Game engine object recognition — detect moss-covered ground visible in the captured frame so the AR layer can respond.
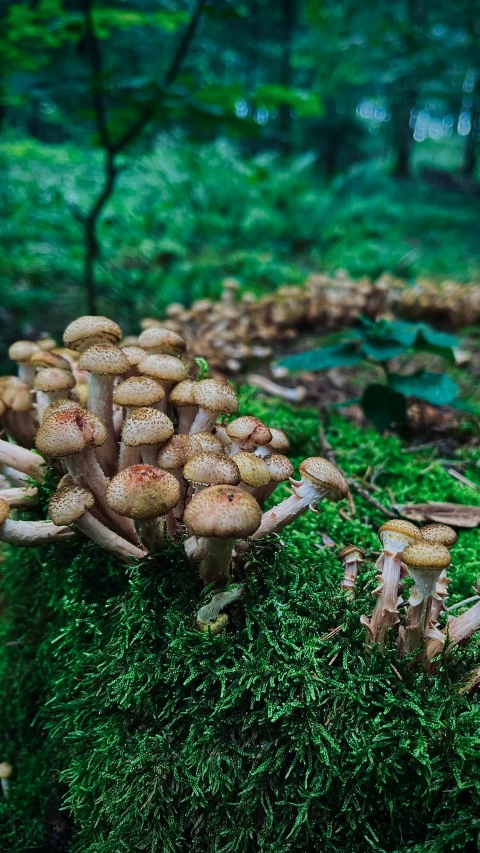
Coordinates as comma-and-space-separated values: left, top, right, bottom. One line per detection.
1, 396, 480, 852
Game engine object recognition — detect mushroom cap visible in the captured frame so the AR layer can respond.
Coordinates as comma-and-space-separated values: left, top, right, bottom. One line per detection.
138, 353, 189, 384
35, 408, 107, 457
184, 485, 262, 538
402, 541, 451, 571
78, 345, 130, 376
379, 519, 422, 547
34, 368, 75, 393
189, 432, 223, 455
31, 350, 71, 370
113, 376, 165, 408
192, 379, 238, 415
63, 316, 122, 352
8, 341, 40, 362
0, 400, 5, 418
0, 762, 13, 779
421, 523, 458, 548
118, 345, 146, 366
36, 337, 57, 351
156, 433, 193, 469
264, 453, 294, 483
226, 416, 272, 448
264, 427, 290, 452
0, 499, 10, 525
138, 327, 187, 355
338, 544, 365, 561
169, 379, 197, 407
232, 451, 271, 488
299, 457, 349, 501
106, 464, 180, 519
2, 380, 33, 412
49, 483, 95, 525
121, 408, 174, 447
42, 399, 83, 421
184, 453, 241, 486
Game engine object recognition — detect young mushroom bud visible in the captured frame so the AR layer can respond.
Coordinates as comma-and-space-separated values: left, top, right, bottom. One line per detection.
255, 427, 290, 458
232, 452, 271, 497
49, 483, 146, 563
339, 545, 365, 598
362, 520, 422, 649
8, 341, 40, 386
226, 416, 272, 454
184, 485, 262, 585
169, 379, 198, 433
78, 345, 131, 473
197, 585, 244, 634
400, 542, 452, 658
63, 316, 122, 353
0, 498, 74, 545
138, 327, 187, 355
189, 379, 238, 434
0, 762, 13, 798
121, 408, 174, 466
250, 457, 348, 540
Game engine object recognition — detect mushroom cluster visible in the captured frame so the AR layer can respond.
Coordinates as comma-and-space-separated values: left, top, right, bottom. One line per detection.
130, 271, 478, 380
0, 315, 349, 600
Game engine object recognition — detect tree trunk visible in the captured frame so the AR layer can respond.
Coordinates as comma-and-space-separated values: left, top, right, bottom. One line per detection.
279, 0, 295, 152
393, 86, 415, 179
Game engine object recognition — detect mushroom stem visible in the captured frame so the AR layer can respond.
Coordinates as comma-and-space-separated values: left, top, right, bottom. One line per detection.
177, 406, 197, 434
189, 409, 218, 434
76, 512, 146, 563
87, 374, 118, 474
18, 363, 36, 388
0, 519, 75, 545
66, 450, 136, 541
0, 487, 38, 507
0, 439, 46, 481
246, 373, 307, 402
118, 443, 141, 470
250, 482, 328, 539
140, 446, 159, 466
364, 553, 403, 648
429, 569, 451, 625
199, 537, 236, 585
401, 572, 440, 657
184, 534, 208, 562
3, 409, 38, 448
426, 599, 480, 662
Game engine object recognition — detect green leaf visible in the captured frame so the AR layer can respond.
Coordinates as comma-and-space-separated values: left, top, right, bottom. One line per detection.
252, 85, 322, 117
385, 319, 421, 346
276, 342, 362, 372
360, 339, 406, 361
388, 371, 459, 406
361, 384, 407, 432
416, 324, 459, 349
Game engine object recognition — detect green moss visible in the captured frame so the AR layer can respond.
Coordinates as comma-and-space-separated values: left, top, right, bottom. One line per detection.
1, 398, 480, 851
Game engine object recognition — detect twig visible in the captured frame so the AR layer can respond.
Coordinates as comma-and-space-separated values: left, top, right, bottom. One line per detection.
446, 468, 480, 491
447, 595, 480, 612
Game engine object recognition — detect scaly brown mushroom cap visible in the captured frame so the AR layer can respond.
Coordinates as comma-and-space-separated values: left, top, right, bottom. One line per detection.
378, 519, 422, 547
2, 380, 33, 412
0, 499, 10, 525
106, 464, 180, 519
49, 483, 95, 525
299, 457, 349, 501
156, 434, 193, 469
232, 451, 271, 488
193, 379, 238, 415
169, 379, 197, 407
121, 408, 174, 447
265, 427, 290, 452
338, 544, 365, 561
35, 408, 107, 457
402, 541, 451, 571
113, 376, 165, 408
31, 350, 71, 371
226, 416, 272, 447
34, 368, 75, 393
63, 316, 122, 352
138, 327, 187, 355
263, 454, 294, 482
184, 453, 241, 486
42, 399, 83, 421
78, 345, 130, 376
138, 353, 189, 384
184, 485, 262, 539
189, 433, 224, 455
421, 523, 458, 548
118, 345, 146, 366
8, 341, 40, 362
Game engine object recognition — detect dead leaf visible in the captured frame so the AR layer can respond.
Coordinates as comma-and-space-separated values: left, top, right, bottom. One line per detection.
400, 502, 480, 528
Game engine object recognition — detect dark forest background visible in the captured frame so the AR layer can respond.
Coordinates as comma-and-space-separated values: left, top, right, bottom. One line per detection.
1, 0, 480, 357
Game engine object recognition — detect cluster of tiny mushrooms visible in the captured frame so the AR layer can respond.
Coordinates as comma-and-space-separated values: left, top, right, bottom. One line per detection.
0, 315, 479, 668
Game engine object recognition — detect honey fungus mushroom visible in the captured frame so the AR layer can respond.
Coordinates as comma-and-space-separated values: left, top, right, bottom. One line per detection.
63, 316, 122, 353
400, 541, 451, 658
184, 485, 262, 584
189, 379, 238, 434
250, 456, 348, 540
